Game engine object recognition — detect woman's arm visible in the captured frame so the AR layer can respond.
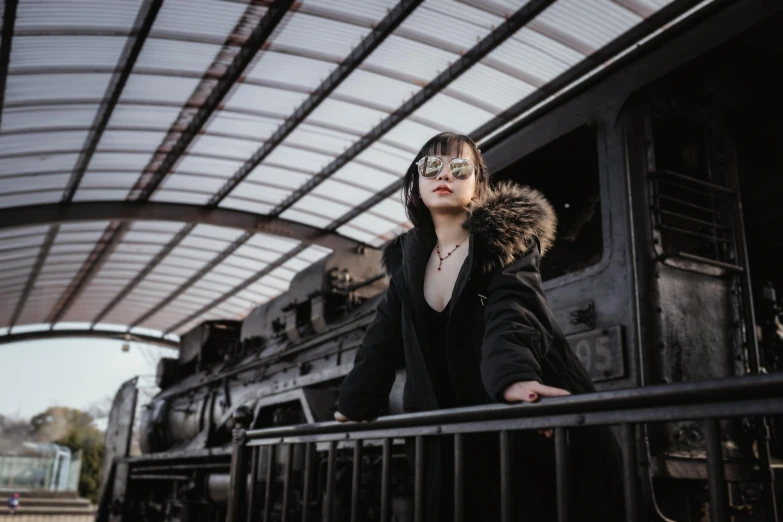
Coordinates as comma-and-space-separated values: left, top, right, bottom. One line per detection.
480, 239, 564, 402
336, 280, 404, 421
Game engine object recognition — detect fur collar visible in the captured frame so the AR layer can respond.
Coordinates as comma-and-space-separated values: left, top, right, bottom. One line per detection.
381, 181, 557, 275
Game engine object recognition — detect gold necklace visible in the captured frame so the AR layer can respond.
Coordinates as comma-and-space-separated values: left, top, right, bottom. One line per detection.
435, 235, 469, 271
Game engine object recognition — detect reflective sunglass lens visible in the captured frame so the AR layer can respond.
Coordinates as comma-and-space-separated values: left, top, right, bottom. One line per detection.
449, 159, 474, 179
418, 156, 443, 178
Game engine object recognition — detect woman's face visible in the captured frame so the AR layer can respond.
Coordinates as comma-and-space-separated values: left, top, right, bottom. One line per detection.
418, 145, 477, 212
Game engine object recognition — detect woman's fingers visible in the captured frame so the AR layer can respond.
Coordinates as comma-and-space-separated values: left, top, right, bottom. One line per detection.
503, 381, 571, 403
334, 411, 349, 422
522, 381, 571, 397
503, 382, 540, 402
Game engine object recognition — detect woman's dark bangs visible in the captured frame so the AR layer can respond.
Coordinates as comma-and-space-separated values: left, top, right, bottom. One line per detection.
424, 133, 470, 158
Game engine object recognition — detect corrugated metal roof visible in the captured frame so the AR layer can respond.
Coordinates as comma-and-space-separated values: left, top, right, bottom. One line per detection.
0, 0, 700, 344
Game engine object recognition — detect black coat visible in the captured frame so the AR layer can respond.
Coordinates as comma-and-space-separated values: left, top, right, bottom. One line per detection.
338, 182, 624, 521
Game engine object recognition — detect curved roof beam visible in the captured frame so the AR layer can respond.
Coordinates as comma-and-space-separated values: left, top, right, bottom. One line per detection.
0, 328, 178, 349
0, 201, 360, 251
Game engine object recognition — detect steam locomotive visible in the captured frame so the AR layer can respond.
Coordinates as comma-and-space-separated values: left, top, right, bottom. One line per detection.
98, 2, 783, 521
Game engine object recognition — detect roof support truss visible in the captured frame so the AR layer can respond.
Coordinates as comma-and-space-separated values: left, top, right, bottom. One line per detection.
0, 201, 359, 251
61, 0, 162, 203
208, 0, 426, 206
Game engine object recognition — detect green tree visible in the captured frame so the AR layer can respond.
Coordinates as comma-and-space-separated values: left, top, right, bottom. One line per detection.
30, 407, 105, 503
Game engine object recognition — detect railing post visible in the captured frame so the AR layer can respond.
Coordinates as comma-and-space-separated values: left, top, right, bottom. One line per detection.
704, 418, 728, 522
350, 440, 363, 522
227, 406, 253, 522
620, 424, 639, 522
499, 430, 511, 522
554, 427, 569, 522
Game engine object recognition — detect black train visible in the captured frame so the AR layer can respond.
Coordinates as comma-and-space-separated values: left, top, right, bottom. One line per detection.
98, 2, 783, 521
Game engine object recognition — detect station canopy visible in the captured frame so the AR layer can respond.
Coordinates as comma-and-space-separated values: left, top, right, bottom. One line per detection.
0, 0, 707, 348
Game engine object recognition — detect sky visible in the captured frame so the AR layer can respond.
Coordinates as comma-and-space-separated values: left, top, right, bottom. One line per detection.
0, 337, 177, 423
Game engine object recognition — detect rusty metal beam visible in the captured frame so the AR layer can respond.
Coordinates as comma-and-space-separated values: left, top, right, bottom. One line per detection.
0, 328, 178, 350
163, 244, 307, 334
134, 0, 295, 200
62, 0, 163, 202
269, 0, 558, 217
0, 0, 18, 130
0, 201, 360, 251
208, 0, 425, 206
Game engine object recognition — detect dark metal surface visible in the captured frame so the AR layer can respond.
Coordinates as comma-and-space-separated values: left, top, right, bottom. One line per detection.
703, 419, 728, 522
350, 440, 362, 522
454, 433, 463, 522
620, 424, 639, 521
209, 0, 425, 206
499, 430, 511, 522
324, 441, 337, 522
61, 0, 162, 203
263, 445, 276, 522
380, 438, 391, 522
414, 435, 423, 522
554, 427, 569, 522
271, 0, 559, 217
302, 443, 313, 522
281, 444, 294, 522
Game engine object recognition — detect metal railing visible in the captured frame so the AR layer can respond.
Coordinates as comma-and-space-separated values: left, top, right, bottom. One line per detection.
226, 373, 783, 522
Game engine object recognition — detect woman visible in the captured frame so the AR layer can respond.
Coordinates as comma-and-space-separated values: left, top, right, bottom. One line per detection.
336, 132, 624, 521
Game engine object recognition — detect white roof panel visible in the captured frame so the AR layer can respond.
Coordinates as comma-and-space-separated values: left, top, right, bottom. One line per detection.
15, 0, 142, 31
246, 51, 337, 90
10, 36, 126, 69
136, 38, 223, 74
1, 105, 99, 133
0, 130, 88, 156
5, 74, 112, 104
119, 75, 200, 105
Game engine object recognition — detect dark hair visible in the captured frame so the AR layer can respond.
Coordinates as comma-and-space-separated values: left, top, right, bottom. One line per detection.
402, 132, 490, 229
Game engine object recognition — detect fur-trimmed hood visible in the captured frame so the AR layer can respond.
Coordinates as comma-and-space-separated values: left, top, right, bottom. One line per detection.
381, 181, 557, 276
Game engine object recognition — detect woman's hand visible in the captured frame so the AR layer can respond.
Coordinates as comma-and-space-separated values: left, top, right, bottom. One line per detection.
334, 411, 372, 423
503, 380, 571, 438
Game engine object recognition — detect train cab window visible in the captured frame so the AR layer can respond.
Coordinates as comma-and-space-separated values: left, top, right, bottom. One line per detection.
646, 106, 736, 265
492, 125, 603, 282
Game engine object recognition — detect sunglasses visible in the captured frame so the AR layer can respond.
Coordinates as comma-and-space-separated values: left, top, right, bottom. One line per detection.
416, 156, 476, 180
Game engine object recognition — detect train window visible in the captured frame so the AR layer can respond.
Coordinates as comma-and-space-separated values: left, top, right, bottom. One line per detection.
646, 106, 737, 266
492, 125, 603, 281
